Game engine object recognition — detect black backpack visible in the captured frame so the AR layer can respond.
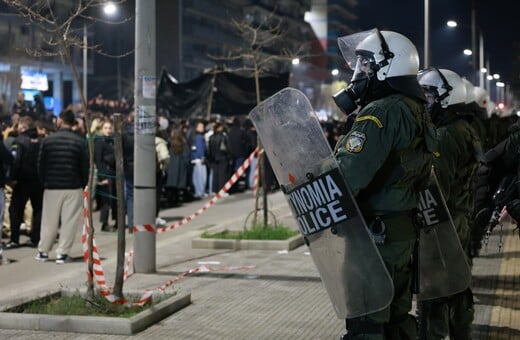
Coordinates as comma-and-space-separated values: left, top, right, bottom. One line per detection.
6, 135, 40, 181
5, 142, 22, 182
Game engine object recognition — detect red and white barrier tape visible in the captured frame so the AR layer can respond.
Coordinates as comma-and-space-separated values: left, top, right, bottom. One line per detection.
82, 189, 128, 303
123, 249, 134, 281
82, 188, 254, 306
133, 148, 259, 234
131, 263, 254, 306
252, 149, 263, 201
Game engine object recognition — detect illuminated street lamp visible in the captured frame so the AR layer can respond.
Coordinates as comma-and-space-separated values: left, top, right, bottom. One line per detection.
446, 18, 485, 87
463, 49, 472, 56
331, 69, 339, 76
480, 67, 487, 73
83, 2, 118, 103
292, 58, 300, 65
493, 73, 500, 80
103, 2, 117, 16
447, 20, 457, 27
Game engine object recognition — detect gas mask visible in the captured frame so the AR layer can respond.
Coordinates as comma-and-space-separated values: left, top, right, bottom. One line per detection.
333, 53, 375, 115
422, 88, 437, 112
421, 86, 443, 123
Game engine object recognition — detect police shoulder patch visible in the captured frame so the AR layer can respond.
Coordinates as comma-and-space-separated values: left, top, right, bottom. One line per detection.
345, 131, 366, 153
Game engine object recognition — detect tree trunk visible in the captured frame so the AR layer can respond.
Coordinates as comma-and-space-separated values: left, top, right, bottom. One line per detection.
253, 66, 268, 228
112, 114, 126, 299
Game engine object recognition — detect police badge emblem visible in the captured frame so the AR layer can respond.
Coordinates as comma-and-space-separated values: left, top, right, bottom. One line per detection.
345, 131, 366, 153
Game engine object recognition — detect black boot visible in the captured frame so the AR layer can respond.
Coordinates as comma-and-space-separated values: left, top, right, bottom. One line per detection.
101, 223, 114, 232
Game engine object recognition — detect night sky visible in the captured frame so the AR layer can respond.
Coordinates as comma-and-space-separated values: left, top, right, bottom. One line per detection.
357, 0, 520, 88
90, 0, 520, 102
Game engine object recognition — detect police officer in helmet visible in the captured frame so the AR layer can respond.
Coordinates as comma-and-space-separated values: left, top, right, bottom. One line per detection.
418, 68, 483, 340
334, 29, 436, 339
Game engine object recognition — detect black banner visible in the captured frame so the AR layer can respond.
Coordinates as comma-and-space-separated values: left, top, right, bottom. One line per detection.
157, 68, 289, 118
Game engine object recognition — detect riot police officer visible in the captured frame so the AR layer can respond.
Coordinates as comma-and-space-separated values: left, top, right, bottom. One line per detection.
333, 29, 436, 339
418, 68, 484, 339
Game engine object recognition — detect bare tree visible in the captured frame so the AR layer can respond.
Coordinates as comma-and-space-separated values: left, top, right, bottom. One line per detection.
1, 0, 131, 302
210, 8, 316, 228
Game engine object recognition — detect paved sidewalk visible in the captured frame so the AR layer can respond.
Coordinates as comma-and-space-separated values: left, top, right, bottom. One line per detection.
0, 190, 519, 339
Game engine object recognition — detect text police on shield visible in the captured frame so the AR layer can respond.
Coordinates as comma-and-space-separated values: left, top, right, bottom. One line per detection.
287, 169, 351, 236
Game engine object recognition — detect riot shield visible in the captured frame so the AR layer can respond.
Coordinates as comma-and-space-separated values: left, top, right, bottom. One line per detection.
416, 169, 472, 301
249, 88, 393, 319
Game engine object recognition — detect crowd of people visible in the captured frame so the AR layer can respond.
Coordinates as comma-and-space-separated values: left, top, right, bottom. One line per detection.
0, 95, 287, 263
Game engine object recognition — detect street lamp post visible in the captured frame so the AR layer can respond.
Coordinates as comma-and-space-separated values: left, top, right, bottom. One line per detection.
471, 3, 477, 84
486, 59, 491, 91
134, 0, 157, 273
83, 23, 87, 105
424, 0, 430, 68
479, 32, 484, 88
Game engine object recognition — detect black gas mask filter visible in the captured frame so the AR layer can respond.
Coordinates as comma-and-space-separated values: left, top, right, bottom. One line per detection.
332, 80, 367, 115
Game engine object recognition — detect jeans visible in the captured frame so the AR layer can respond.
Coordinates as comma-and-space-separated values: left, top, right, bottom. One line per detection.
248, 156, 258, 189
192, 160, 207, 197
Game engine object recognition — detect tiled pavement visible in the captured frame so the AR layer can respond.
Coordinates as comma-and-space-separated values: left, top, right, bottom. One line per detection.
0, 190, 519, 339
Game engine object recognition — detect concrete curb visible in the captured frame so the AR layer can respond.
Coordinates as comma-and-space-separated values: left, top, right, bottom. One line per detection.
191, 234, 304, 251
0, 291, 191, 335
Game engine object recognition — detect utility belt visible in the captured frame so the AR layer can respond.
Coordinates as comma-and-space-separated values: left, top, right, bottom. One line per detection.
365, 211, 418, 245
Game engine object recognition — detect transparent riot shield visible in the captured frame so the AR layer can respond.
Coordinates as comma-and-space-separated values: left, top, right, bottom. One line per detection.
416, 169, 472, 301
249, 88, 393, 319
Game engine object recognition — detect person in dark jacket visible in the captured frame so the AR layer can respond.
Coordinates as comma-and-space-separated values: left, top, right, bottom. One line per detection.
35, 109, 89, 264
227, 117, 249, 171
32, 94, 47, 122
94, 119, 117, 232
5, 116, 43, 248
165, 128, 190, 206
227, 117, 250, 193
12, 91, 29, 117
207, 121, 230, 196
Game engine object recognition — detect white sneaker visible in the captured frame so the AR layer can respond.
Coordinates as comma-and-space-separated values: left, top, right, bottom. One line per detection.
219, 192, 229, 197
155, 217, 167, 226
35, 252, 49, 262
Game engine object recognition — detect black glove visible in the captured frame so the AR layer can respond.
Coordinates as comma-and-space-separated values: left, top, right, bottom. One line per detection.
506, 199, 520, 222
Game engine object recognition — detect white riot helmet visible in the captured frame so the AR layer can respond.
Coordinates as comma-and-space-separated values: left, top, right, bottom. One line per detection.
353, 30, 420, 81
462, 78, 476, 104
417, 68, 467, 109
473, 86, 490, 109
333, 28, 424, 115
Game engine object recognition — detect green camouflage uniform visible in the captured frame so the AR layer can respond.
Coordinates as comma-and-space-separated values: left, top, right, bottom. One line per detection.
335, 94, 435, 340
426, 108, 483, 340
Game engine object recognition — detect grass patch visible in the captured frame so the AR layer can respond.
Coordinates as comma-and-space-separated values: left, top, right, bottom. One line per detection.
5, 292, 174, 318
201, 223, 298, 240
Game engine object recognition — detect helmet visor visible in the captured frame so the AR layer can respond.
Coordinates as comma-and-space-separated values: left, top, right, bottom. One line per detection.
351, 52, 376, 83
337, 29, 379, 80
